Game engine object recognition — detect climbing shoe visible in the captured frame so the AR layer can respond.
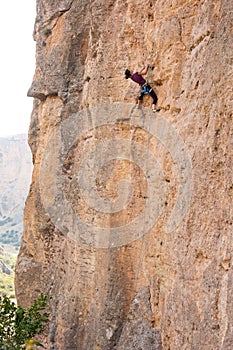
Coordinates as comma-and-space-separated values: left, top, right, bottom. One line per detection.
152, 108, 160, 113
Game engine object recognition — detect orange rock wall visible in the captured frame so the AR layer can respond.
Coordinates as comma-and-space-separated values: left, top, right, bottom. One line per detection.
16, 1, 233, 349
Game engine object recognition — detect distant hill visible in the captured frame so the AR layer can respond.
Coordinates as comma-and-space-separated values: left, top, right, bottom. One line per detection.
0, 134, 32, 252
0, 247, 16, 298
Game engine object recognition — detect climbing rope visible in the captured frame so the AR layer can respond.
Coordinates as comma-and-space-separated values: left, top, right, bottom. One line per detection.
131, 28, 158, 298
130, 106, 152, 297
146, 29, 157, 84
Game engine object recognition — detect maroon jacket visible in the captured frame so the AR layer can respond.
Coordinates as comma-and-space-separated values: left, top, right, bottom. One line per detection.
130, 72, 146, 86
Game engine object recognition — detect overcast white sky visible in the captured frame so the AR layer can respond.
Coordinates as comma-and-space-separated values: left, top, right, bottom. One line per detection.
0, 1, 36, 137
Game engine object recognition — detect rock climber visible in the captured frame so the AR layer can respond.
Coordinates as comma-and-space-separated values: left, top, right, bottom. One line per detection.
125, 65, 160, 112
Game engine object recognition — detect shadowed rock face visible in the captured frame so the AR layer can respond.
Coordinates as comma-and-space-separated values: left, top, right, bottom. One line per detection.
15, 1, 233, 349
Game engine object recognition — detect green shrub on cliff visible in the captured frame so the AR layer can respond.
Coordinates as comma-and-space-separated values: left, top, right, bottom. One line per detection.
0, 293, 50, 349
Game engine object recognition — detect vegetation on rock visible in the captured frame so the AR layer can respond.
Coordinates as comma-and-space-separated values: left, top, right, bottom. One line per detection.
0, 293, 50, 349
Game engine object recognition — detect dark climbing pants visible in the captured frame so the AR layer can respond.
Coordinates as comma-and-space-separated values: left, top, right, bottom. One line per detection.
139, 84, 158, 105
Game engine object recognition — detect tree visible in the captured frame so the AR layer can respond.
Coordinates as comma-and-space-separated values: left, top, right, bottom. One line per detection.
0, 293, 50, 349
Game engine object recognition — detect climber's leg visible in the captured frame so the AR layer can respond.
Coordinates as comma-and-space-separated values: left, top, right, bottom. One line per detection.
149, 89, 160, 112
137, 90, 144, 107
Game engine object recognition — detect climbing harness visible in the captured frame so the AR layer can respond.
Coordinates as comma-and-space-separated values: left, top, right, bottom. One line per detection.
140, 82, 153, 95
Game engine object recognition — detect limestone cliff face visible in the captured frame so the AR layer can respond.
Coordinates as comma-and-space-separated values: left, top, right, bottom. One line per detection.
15, 1, 233, 349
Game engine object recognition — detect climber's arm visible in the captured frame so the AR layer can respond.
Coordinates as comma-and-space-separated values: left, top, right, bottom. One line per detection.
139, 64, 149, 75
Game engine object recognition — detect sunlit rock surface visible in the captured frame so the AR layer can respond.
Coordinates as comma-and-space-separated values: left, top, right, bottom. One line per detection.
16, 1, 233, 349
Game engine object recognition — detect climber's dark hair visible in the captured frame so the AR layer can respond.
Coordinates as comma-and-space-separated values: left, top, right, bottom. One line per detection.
125, 69, 131, 79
